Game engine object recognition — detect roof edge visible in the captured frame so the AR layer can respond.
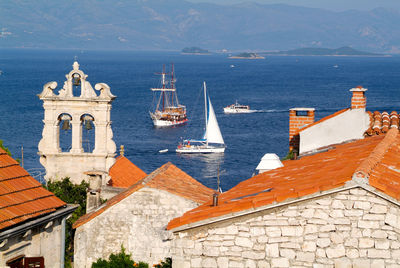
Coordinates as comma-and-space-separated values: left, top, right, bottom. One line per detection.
168, 184, 358, 232
353, 128, 399, 179
170, 180, 400, 233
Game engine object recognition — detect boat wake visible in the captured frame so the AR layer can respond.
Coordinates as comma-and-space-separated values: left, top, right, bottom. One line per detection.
253, 109, 287, 113
253, 107, 348, 114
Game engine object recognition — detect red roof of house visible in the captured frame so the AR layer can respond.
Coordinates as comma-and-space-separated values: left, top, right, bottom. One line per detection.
0, 148, 66, 230
73, 162, 214, 229
108, 156, 147, 188
167, 128, 400, 230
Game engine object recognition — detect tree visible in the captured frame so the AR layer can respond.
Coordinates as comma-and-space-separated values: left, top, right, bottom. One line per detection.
46, 178, 89, 267
0, 139, 12, 156
91, 246, 148, 268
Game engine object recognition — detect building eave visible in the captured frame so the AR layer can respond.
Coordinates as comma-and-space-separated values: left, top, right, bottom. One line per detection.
170, 181, 400, 233
0, 204, 78, 241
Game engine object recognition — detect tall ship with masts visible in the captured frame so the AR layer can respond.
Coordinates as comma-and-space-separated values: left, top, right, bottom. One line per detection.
150, 64, 188, 127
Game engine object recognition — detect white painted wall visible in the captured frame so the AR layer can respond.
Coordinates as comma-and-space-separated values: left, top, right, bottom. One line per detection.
299, 109, 370, 154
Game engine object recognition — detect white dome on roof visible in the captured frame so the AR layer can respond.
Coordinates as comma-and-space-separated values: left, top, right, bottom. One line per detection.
256, 153, 283, 173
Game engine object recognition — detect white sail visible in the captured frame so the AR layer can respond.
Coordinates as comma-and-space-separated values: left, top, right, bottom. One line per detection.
203, 82, 225, 145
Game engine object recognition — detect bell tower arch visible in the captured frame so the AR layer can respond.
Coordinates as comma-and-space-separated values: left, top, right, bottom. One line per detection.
38, 61, 117, 184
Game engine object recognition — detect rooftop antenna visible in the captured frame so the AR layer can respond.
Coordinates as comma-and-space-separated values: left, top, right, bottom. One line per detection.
21, 146, 24, 168
74, 55, 78, 62
217, 163, 222, 193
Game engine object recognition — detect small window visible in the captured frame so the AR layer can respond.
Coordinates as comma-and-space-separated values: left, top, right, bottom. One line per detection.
25, 257, 44, 268
6, 256, 44, 268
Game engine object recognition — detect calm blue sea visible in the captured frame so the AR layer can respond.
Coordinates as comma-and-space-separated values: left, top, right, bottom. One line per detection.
0, 49, 399, 191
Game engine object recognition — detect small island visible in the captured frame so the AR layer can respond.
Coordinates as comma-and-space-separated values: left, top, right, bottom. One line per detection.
229, 52, 265, 59
181, 47, 210, 55
264, 46, 384, 57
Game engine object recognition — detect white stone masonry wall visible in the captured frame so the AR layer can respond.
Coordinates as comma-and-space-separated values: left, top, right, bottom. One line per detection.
74, 187, 199, 267
172, 188, 400, 268
0, 218, 63, 267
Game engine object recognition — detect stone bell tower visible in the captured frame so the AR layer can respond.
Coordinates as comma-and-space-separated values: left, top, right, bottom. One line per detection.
38, 61, 117, 184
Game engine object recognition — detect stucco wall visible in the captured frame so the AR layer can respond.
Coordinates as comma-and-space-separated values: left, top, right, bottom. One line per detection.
300, 109, 370, 155
74, 186, 200, 267
0, 218, 63, 267
172, 188, 400, 267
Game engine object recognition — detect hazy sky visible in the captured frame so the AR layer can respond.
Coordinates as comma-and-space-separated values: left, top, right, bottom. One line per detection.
187, 0, 400, 11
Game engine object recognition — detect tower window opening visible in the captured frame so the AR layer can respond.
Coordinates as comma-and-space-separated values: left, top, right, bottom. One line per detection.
58, 113, 72, 152
72, 73, 81, 97
81, 114, 95, 153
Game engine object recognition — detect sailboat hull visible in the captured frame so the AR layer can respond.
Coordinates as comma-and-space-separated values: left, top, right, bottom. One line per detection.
176, 146, 225, 153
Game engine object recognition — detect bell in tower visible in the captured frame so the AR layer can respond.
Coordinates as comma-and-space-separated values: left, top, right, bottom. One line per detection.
60, 114, 72, 131
73, 73, 81, 86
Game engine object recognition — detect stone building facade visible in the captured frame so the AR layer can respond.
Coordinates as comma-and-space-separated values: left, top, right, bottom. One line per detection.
168, 126, 400, 267
172, 188, 400, 267
38, 61, 117, 184
73, 163, 214, 267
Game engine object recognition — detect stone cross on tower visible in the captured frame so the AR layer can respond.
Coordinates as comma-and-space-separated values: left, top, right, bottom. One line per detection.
38, 61, 117, 184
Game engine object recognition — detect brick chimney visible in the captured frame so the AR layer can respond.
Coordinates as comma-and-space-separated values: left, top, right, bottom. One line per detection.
350, 86, 367, 109
289, 108, 315, 153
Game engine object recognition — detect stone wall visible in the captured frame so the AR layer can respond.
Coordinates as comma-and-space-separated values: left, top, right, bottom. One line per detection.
74, 187, 200, 267
0, 218, 63, 267
172, 188, 400, 267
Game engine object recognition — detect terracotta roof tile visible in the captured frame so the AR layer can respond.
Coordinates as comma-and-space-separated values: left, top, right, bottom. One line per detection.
0, 148, 66, 230
146, 163, 215, 204
108, 156, 147, 188
73, 162, 214, 229
167, 132, 393, 231
365, 111, 399, 136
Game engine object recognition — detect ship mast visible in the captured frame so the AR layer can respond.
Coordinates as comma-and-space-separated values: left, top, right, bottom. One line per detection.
171, 64, 175, 107
204, 81, 208, 146
162, 64, 165, 111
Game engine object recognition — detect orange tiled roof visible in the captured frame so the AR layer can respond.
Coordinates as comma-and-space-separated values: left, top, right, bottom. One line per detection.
0, 148, 66, 230
168, 129, 400, 230
108, 156, 147, 188
73, 162, 214, 229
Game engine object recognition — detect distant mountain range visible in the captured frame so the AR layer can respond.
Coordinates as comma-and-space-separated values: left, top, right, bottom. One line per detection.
264, 46, 383, 56
1, 0, 400, 53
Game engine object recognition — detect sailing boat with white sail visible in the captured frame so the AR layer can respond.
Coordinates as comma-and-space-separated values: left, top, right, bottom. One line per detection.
150, 64, 188, 127
176, 82, 225, 153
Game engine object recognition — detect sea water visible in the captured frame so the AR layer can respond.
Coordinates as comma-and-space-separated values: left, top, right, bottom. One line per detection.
0, 49, 399, 191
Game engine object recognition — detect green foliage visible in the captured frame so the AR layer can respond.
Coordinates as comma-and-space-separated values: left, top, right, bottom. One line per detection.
154, 258, 172, 268
46, 177, 89, 267
282, 150, 295, 160
0, 140, 12, 156
91, 245, 148, 268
